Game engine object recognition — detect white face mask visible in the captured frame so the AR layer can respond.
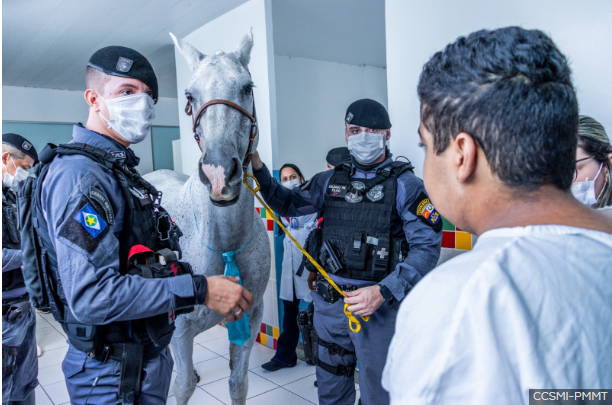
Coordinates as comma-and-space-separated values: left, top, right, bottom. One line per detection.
3, 155, 29, 189
571, 162, 605, 207
97, 92, 155, 144
282, 178, 301, 189
347, 131, 386, 164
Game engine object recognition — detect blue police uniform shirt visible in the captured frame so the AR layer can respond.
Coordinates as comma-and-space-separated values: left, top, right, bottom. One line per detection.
40, 124, 195, 326
253, 154, 442, 302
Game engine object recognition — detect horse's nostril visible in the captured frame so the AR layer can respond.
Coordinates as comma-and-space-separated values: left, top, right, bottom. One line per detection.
228, 158, 240, 180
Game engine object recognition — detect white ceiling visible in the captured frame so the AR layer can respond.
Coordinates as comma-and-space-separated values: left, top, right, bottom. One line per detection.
2, 0, 386, 98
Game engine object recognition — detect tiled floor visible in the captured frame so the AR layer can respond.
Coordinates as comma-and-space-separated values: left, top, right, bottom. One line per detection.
35, 312, 360, 404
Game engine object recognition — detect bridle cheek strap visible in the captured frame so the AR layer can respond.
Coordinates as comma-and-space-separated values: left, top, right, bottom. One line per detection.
185, 98, 258, 174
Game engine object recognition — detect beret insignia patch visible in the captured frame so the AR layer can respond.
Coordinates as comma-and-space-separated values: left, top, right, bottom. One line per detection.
346, 112, 354, 123
116, 56, 133, 73
22, 141, 32, 150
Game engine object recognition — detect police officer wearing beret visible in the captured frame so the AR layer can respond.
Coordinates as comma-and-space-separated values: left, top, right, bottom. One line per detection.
2, 134, 38, 405
326, 147, 351, 170
20, 46, 253, 404
251, 99, 442, 405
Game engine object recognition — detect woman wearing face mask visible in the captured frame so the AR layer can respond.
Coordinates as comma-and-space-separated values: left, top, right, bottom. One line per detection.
572, 115, 612, 212
261, 163, 318, 372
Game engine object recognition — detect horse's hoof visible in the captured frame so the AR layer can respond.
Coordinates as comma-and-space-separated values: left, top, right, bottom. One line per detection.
193, 368, 201, 383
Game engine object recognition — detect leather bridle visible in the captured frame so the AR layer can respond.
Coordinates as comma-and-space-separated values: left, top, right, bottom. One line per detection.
185, 97, 258, 174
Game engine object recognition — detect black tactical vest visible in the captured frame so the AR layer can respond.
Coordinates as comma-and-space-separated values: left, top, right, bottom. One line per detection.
2, 187, 27, 303
19, 143, 186, 359
321, 161, 413, 282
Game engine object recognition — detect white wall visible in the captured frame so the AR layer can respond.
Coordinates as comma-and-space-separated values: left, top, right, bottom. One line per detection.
274, 55, 388, 178
2, 85, 179, 126
174, 0, 277, 175
2, 85, 180, 174
386, 0, 612, 178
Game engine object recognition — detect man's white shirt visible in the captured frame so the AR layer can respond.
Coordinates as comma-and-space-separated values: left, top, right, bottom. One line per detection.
383, 225, 612, 405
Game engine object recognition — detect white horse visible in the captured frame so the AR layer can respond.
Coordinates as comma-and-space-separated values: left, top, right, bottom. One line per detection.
144, 30, 271, 405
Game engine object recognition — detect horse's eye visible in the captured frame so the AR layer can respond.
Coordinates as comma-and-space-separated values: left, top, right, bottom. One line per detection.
185, 93, 193, 102
244, 86, 253, 95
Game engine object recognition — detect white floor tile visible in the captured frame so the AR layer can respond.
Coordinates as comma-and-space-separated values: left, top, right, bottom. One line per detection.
200, 336, 231, 356
251, 360, 316, 386
202, 371, 279, 404
194, 356, 232, 386
166, 386, 224, 405
38, 362, 65, 387
246, 387, 313, 405
44, 380, 71, 404
36, 326, 68, 351
193, 343, 221, 364
221, 342, 276, 370
34, 386, 53, 405
36, 316, 51, 330
194, 325, 228, 344
37, 346, 68, 368
283, 374, 319, 403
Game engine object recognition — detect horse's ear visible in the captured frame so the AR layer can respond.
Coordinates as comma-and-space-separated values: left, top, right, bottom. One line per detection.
170, 32, 205, 71
234, 28, 253, 66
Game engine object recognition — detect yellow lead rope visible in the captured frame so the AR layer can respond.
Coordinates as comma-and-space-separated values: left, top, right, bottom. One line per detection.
244, 173, 369, 333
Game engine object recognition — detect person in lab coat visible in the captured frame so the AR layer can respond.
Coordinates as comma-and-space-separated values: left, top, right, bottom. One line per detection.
262, 163, 318, 371
382, 26, 612, 405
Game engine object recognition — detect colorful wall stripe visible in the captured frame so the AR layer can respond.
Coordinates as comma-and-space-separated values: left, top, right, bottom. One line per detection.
256, 322, 280, 350
441, 215, 474, 250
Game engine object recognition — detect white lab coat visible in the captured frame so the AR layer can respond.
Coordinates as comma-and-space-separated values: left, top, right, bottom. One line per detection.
383, 225, 612, 405
279, 213, 318, 302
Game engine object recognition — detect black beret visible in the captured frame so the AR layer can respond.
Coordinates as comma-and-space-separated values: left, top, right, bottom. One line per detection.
345, 99, 391, 130
88, 46, 158, 102
326, 147, 351, 167
2, 133, 38, 163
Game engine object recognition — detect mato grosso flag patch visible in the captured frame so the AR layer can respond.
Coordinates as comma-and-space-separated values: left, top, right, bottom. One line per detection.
74, 204, 107, 238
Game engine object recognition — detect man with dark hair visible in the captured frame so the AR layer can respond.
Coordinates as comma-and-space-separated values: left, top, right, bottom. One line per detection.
2, 133, 38, 405
251, 98, 442, 405
383, 27, 612, 404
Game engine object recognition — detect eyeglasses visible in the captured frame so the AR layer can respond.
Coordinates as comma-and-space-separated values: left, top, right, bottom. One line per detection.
574, 156, 595, 181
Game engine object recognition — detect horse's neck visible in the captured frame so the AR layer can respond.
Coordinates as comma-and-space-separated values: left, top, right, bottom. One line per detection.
186, 175, 255, 253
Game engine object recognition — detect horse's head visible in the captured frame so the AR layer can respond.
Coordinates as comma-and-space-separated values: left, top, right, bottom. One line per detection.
171, 30, 258, 206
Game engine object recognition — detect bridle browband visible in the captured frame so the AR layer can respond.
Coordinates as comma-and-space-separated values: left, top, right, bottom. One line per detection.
185, 97, 258, 174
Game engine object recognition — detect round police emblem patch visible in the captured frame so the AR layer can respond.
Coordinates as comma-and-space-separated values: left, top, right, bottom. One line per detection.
345, 181, 365, 203
366, 185, 385, 202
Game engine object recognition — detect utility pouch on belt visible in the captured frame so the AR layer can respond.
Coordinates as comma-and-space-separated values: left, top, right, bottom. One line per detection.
297, 303, 315, 365
64, 309, 101, 357
316, 279, 340, 304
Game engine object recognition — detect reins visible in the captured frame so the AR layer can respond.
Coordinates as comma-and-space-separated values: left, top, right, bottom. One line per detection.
185, 95, 368, 333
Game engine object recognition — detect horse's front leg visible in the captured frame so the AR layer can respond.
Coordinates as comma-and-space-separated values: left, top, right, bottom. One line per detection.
228, 301, 264, 405
171, 314, 199, 405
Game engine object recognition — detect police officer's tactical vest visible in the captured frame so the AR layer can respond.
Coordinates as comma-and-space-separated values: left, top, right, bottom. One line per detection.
2, 187, 28, 304
321, 161, 413, 282
18, 143, 188, 360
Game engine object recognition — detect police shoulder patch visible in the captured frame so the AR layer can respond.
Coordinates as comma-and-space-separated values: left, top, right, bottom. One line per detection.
408, 192, 443, 232
58, 197, 111, 254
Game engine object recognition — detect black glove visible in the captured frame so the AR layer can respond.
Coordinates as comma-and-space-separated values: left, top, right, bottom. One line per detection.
193, 274, 208, 305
